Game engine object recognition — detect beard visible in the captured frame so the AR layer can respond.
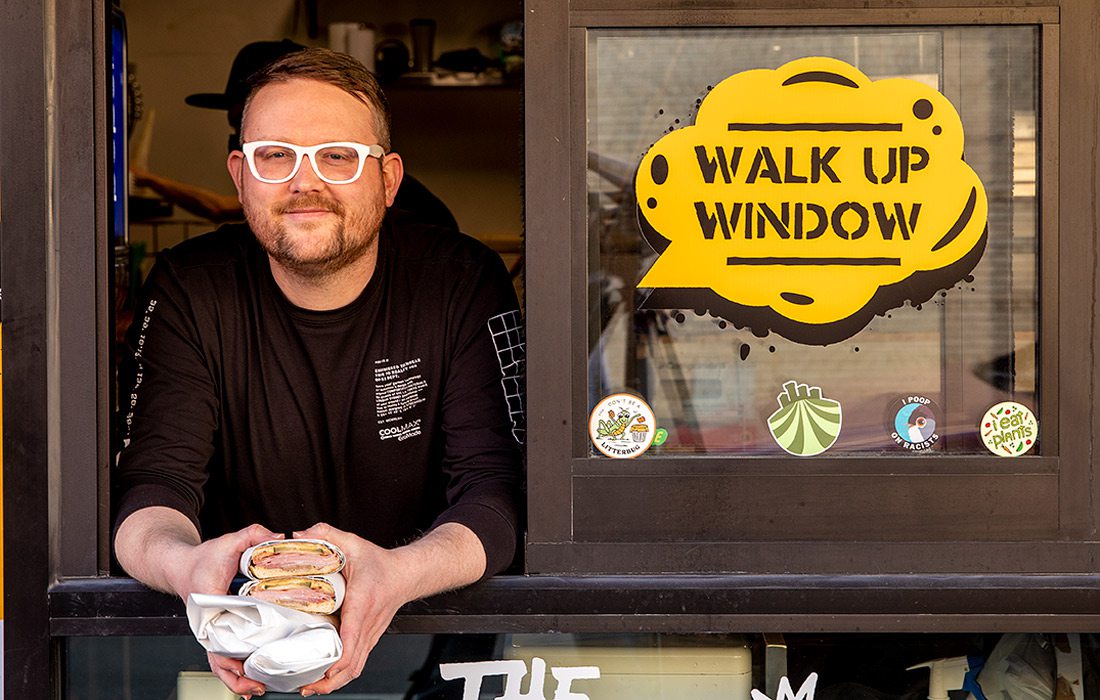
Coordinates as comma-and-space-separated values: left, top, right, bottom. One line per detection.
246, 192, 385, 279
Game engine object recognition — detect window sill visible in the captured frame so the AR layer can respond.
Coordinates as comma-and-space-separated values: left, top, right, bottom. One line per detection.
49, 573, 1100, 636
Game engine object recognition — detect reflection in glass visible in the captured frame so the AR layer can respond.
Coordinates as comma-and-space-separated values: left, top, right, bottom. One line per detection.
65, 632, 1100, 699
586, 27, 1039, 456
63, 634, 499, 699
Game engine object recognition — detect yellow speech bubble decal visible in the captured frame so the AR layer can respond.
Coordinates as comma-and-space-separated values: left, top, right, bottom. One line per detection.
636, 57, 988, 345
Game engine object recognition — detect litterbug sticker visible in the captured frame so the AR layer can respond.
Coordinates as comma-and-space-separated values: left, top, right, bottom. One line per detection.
635, 56, 988, 346
884, 394, 941, 451
980, 401, 1037, 457
589, 393, 656, 458
767, 381, 842, 456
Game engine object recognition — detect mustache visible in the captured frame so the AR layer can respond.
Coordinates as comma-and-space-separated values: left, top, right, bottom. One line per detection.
273, 195, 345, 216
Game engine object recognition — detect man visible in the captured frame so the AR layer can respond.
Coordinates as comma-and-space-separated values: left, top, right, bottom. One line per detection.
113, 48, 524, 697
132, 39, 458, 230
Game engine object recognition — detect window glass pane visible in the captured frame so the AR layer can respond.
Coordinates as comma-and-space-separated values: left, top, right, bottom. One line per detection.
63, 632, 1100, 699
63, 634, 502, 698
503, 632, 1089, 700
587, 27, 1039, 456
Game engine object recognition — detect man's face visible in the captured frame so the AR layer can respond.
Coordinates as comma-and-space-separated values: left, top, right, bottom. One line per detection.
228, 79, 402, 279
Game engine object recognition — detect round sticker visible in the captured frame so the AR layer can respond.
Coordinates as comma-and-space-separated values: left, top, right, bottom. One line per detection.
980, 401, 1037, 457
589, 393, 656, 458
884, 395, 941, 451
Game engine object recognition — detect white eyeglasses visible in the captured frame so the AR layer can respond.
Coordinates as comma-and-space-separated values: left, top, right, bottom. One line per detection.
241, 141, 385, 184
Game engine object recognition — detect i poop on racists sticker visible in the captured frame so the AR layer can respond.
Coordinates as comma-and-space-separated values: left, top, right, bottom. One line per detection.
589, 393, 656, 458
980, 401, 1037, 457
885, 394, 941, 451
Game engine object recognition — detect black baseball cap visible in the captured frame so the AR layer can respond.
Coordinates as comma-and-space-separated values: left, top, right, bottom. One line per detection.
185, 39, 307, 111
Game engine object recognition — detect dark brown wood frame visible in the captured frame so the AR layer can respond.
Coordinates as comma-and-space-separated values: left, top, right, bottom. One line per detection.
525, 0, 1100, 574
0, 1, 1096, 697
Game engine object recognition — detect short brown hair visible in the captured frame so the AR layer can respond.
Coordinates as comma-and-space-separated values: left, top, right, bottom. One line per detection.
242, 47, 392, 150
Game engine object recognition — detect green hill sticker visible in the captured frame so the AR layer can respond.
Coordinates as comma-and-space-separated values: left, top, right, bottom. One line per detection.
768, 381, 842, 456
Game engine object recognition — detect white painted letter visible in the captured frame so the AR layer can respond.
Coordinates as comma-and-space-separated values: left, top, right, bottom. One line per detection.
439, 660, 532, 700
550, 665, 601, 700
497, 656, 548, 699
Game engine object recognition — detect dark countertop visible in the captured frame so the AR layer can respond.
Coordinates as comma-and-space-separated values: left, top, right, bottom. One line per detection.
50, 573, 1100, 636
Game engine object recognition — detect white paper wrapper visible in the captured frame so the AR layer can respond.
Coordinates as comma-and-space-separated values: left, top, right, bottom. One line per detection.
238, 572, 347, 613
244, 627, 343, 691
187, 593, 342, 693
239, 538, 346, 579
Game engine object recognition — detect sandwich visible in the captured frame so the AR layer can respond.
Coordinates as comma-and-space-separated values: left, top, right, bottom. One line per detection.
239, 573, 346, 615
240, 539, 346, 579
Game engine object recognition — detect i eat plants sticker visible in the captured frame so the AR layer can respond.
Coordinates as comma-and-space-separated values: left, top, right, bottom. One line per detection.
980, 401, 1037, 457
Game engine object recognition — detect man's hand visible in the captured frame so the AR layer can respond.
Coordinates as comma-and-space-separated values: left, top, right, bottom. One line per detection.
294, 522, 486, 696
116, 507, 282, 598
207, 650, 265, 699
115, 507, 282, 698
167, 522, 283, 600
174, 523, 284, 698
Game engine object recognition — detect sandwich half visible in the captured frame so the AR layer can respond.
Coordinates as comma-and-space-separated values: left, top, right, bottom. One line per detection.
239, 573, 346, 614
240, 539, 346, 579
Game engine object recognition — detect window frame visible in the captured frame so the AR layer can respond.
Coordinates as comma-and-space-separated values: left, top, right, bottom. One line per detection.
8, 2, 1090, 583
524, 0, 1093, 575
0, 0, 1097, 697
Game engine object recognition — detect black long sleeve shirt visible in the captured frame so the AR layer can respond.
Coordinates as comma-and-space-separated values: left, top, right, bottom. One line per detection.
114, 216, 525, 576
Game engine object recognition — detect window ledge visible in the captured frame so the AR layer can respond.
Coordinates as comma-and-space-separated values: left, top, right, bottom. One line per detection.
49, 573, 1100, 636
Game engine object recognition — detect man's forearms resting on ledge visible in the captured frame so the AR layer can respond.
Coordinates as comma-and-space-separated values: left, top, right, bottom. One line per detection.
115, 506, 488, 696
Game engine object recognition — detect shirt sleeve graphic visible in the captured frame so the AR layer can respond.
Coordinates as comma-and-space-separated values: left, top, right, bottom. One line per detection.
487, 310, 526, 445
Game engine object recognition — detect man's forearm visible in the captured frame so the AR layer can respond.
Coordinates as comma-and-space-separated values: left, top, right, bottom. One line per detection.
114, 506, 201, 596
390, 522, 487, 602
118, 511, 281, 607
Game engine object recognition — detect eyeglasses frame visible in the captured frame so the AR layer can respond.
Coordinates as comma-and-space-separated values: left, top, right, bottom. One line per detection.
240, 140, 386, 185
